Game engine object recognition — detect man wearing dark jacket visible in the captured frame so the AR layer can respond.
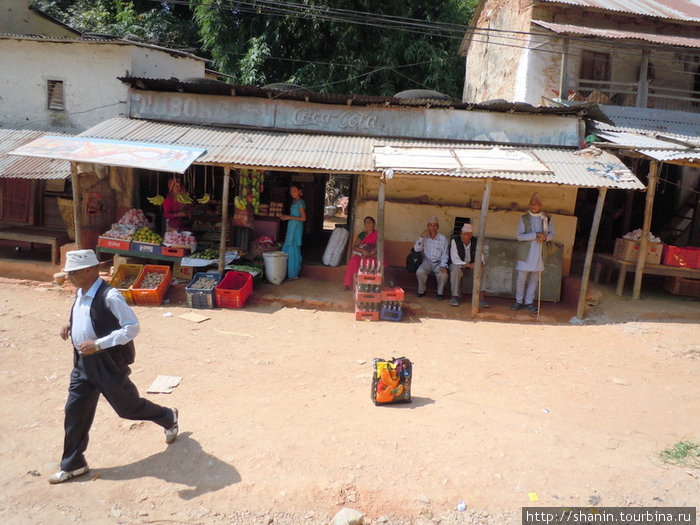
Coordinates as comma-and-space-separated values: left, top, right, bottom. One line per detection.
448, 223, 489, 308
49, 249, 178, 484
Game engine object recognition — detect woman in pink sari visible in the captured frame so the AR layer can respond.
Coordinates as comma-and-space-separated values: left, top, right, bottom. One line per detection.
343, 216, 378, 290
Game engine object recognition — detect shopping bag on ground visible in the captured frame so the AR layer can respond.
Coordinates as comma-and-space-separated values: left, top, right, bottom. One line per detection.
371, 357, 412, 405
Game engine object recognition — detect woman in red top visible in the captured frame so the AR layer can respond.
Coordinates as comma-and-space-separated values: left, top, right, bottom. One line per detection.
163, 178, 191, 232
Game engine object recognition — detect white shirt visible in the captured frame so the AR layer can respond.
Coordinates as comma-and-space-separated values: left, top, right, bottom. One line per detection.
70, 278, 140, 350
414, 233, 448, 268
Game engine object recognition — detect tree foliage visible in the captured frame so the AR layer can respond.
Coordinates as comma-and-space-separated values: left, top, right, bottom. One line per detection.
30, 0, 477, 99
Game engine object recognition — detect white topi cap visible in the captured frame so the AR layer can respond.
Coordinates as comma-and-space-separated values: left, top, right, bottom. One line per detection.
427, 215, 439, 225
461, 223, 473, 233
63, 249, 99, 272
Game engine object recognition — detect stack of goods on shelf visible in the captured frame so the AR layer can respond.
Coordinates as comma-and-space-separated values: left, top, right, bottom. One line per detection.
354, 259, 382, 321
613, 229, 663, 264
99, 209, 152, 250
267, 201, 284, 217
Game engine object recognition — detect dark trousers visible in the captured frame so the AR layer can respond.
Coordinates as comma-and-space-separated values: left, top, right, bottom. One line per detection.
60, 352, 173, 471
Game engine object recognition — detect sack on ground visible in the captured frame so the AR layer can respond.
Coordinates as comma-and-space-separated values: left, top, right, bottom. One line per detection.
371, 357, 412, 405
406, 249, 422, 273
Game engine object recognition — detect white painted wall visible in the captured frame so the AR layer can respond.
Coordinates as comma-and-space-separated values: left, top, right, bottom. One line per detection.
0, 38, 205, 131
0, 0, 77, 37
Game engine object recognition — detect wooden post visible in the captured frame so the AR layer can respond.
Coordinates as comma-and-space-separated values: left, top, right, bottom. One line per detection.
70, 162, 82, 248
471, 178, 492, 316
576, 187, 607, 319
218, 166, 231, 272
377, 170, 387, 269
633, 160, 659, 299
636, 49, 650, 108
558, 37, 570, 101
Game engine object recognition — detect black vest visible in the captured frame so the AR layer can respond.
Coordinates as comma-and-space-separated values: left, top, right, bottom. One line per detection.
71, 280, 135, 367
449, 236, 478, 265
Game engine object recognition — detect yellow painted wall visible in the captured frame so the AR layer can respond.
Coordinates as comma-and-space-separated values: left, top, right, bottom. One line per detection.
353, 174, 578, 276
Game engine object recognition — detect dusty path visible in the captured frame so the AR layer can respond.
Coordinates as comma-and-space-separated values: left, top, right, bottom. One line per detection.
0, 280, 698, 524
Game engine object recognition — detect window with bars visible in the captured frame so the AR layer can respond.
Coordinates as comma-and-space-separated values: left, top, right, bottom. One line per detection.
47, 80, 65, 110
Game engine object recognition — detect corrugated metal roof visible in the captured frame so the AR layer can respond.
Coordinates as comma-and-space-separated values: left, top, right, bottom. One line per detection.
537, 0, 700, 22
72, 118, 642, 189
533, 20, 700, 48
593, 130, 700, 162
374, 144, 644, 189
0, 128, 72, 179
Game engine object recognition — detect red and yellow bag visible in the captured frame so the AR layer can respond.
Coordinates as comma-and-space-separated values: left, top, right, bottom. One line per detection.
371, 357, 412, 405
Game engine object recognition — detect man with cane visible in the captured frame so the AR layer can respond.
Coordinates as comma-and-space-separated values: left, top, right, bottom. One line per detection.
511, 193, 554, 315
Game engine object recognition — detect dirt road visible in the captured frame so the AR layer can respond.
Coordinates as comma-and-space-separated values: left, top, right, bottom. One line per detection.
0, 279, 698, 524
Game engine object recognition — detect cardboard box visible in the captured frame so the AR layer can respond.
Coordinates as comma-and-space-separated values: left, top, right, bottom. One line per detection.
173, 261, 194, 281
613, 238, 663, 264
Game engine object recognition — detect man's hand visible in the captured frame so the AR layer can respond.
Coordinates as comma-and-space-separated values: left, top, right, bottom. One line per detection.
439, 267, 448, 274
60, 325, 70, 341
77, 340, 100, 355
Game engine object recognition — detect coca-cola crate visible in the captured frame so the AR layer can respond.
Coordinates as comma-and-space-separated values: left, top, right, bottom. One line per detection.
355, 290, 381, 303
357, 271, 382, 285
162, 246, 190, 257
380, 286, 404, 302
355, 305, 380, 321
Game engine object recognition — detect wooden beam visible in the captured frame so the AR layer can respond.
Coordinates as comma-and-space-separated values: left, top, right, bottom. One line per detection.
377, 171, 387, 269
576, 187, 607, 319
70, 162, 82, 248
633, 160, 659, 298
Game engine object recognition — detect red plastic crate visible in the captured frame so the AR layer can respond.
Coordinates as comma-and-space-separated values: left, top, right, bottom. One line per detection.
98, 236, 131, 250
357, 271, 382, 285
162, 246, 189, 257
355, 305, 380, 321
355, 290, 381, 303
131, 265, 172, 306
662, 245, 700, 269
215, 271, 253, 308
380, 286, 405, 302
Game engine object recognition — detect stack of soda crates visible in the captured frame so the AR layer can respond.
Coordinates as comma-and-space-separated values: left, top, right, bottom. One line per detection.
354, 259, 382, 320
379, 285, 404, 322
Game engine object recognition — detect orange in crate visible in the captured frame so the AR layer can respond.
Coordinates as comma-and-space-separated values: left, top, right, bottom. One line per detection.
131, 265, 172, 306
215, 271, 253, 308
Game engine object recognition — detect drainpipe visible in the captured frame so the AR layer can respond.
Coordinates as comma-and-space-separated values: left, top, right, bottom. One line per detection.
218, 166, 231, 272
633, 160, 659, 299
471, 178, 492, 316
576, 187, 607, 320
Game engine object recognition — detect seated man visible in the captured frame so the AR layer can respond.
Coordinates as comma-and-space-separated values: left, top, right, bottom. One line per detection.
413, 215, 449, 300
448, 223, 490, 308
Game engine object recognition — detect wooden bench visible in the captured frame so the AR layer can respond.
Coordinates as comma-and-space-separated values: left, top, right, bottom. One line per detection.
593, 253, 700, 296
0, 226, 70, 265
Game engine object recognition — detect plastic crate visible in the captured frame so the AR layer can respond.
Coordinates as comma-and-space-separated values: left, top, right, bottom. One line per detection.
355, 305, 380, 321
357, 271, 383, 285
215, 271, 253, 308
109, 264, 144, 305
98, 236, 131, 250
355, 290, 381, 303
662, 245, 700, 269
131, 241, 162, 256
131, 265, 172, 306
162, 246, 189, 257
186, 272, 222, 309
380, 286, 405, 302
380, 304, 403, 322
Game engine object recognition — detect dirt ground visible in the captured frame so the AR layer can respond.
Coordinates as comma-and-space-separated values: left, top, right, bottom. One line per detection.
0, 277, 698, 525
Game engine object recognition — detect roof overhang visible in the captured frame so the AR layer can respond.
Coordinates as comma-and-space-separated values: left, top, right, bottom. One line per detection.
533, 20, 700, 48
8, 136, 205, 173
0, 129, 72, 179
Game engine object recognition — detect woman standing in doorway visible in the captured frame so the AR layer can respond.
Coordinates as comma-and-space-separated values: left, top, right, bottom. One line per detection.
280, 185, 306, 280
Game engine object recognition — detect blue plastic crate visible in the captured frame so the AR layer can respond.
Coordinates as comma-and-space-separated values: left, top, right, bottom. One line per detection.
186, 272, 222, 309
380, 305, 403, 322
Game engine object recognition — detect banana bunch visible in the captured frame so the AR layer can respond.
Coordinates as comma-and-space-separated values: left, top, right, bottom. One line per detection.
238, 169, 264, 214
176, 192, 193, 204
147, 195, 164, 206
234, 195, 247, 210
197, 193, 211, 204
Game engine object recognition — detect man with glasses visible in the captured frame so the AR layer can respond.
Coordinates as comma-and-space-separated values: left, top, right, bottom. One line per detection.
48, 249, 179, 484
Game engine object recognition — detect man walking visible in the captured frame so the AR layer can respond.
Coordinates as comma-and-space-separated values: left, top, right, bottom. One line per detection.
49, 249, 178, 484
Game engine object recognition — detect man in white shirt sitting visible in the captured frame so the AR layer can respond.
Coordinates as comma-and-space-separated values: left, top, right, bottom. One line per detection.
413, 215, 449, 300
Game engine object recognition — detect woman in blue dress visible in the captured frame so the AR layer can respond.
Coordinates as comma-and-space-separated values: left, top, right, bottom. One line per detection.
281, 185, 306, 280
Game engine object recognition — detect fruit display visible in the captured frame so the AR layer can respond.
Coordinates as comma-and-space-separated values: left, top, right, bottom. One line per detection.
237, 169, 264, 214
164, 231, 197, 247
147, 195, 164, 205
118, 209, 150, 228
132, 227, 163, 245
190, 248, 220, 260
102, 223, 135, 240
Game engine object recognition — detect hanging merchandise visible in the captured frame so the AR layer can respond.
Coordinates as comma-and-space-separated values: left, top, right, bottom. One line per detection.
86, 192, 104, 215
197, 165, 211, 203
234, 169, 264, 214
147, 172, 164, 206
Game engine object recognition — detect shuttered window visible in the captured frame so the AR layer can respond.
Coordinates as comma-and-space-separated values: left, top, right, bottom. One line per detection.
47, 80, 65, 111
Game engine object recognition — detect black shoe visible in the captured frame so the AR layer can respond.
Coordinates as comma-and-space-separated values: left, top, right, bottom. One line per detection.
510, 302, 523, 311
525, 304, 539, 314
437, 294, 444, 301
416, 292, 425, 297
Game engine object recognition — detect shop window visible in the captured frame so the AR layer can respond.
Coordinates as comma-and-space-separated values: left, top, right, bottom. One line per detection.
47, 80, 65, 111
